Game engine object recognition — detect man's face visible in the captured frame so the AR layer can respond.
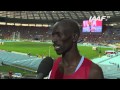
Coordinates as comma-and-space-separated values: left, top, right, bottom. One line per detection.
52, 23, 73, 55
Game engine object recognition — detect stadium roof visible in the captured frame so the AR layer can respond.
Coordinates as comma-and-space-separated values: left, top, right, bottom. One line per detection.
0, 11, 120, 26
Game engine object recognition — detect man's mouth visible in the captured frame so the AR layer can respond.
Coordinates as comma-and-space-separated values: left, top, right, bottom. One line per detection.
54, 46, 60, 50
53, 44, 61, 50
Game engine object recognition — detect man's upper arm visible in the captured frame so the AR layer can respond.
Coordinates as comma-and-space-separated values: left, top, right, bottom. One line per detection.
89, 63, 104, 79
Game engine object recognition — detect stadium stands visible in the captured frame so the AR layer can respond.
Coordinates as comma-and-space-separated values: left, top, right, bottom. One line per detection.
0, 50, 43, 71
0, 25, 50, 41
0, 11, 120, 79
93, 52, 120, 79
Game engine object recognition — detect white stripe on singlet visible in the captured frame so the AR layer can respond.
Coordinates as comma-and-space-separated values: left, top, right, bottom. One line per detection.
75, 56, 84, 72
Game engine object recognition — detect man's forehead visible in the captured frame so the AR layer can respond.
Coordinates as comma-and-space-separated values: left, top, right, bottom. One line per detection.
53, 22, 72, 32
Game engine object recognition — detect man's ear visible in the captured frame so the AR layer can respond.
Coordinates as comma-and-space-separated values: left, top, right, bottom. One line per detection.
72, 33, 78, 42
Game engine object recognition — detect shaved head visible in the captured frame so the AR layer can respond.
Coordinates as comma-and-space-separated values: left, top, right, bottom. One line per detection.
53, 19, 80, 37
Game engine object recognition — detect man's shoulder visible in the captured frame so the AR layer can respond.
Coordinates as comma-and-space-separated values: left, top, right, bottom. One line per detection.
91, 63, 102, 71
89, 62, 104, 79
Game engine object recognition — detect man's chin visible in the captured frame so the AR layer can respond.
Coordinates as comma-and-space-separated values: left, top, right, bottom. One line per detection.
56, 51, 62, 55
56, 52, 62, 55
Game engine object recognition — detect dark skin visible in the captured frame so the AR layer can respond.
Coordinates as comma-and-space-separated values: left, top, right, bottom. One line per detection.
52, 19, 104, 79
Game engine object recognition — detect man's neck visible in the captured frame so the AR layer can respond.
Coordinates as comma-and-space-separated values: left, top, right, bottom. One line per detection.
59, 47, 82, 74
62, 47, 81, 66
